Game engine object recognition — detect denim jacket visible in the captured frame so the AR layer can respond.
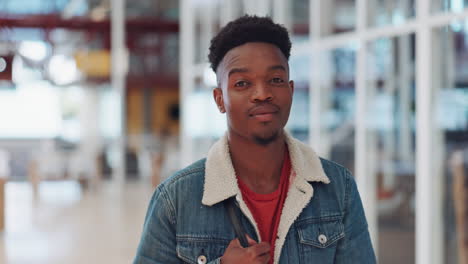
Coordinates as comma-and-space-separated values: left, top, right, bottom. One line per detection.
134, 132, 376, 264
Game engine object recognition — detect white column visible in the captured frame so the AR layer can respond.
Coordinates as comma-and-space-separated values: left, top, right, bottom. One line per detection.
180, 0, 195, 167
382, 39, 396, 191
310, 0, 322, 151
220, 0, 236, 26
243, 0, 270, 16
257, 0, 271, 16
273, 0, 291, 30
355, 0, 378, 254
398, 35, 413, 162
111, 0, 127, 184
321, 0, 335, 36
80, 86, 102, 189
200, 3, 215, 64
320, 51, 333, 158
415, 0, 439, 263
315, 0, 333, 157
242, 0, 255, 14
430, 24, 445, 264
310, 0, 335, 157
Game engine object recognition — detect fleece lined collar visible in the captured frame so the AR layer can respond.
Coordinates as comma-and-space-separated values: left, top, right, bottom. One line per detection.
202, 131, 330, 206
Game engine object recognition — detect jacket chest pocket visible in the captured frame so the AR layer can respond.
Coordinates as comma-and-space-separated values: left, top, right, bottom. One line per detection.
296, 216, 345, 264
176, 237, 229, 264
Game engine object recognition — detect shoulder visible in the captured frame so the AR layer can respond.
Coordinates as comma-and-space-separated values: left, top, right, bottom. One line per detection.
154, 158, 207, 209
161, 158, 206, 188
318, 158, 353, 185
311, 158, 356, 210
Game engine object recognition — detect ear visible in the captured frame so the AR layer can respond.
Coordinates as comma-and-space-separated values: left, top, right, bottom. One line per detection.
213, 88, 226, 113
289, 80, 294, 94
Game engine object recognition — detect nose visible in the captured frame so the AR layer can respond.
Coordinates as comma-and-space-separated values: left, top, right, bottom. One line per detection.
251, 82, 273, 103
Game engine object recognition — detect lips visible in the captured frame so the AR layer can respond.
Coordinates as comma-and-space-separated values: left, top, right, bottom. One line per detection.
249, 104, 279, 122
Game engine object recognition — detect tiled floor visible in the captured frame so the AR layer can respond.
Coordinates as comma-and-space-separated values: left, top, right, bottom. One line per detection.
0, 180, 154, 264
0, 180, 419, 264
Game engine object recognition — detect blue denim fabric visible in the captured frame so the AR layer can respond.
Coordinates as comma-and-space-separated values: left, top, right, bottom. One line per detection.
134, 158, 376, 264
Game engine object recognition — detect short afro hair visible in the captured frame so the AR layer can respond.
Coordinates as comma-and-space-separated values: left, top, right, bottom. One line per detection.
208, 15, 292, 72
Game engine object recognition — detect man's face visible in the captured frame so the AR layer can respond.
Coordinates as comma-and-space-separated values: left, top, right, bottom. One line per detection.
213, 42, 294, 145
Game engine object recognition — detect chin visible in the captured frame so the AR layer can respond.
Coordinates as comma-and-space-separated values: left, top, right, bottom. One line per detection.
252, 129, 281, 146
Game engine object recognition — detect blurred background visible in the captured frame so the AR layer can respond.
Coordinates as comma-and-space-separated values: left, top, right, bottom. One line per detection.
0, 0, 467, 263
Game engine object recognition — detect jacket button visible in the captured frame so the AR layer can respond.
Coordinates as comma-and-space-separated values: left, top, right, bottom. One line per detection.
197, 255, 207, 264
318, 234, 327, 244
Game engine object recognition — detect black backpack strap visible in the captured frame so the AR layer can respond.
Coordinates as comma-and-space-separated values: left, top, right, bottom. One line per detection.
225, 197, 250, 248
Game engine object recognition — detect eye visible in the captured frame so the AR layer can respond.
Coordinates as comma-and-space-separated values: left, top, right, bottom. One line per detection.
271, 77, 284, 84
234, 80, 249, 87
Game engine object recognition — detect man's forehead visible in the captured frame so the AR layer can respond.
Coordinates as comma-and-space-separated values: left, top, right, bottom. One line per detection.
221, 53, 242, 70
217, 43, 288, 75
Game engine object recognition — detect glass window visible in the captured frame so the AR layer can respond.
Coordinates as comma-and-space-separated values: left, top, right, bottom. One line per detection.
431, 0, 468, 14
194, 11, 206, 65
0, 83, 61, 138
321, 0, 356, 36
368, 0, 415, 28
185, 76, 225, 162
433, 20, 468, 264
1, 0, 87, 15
291, 0, 310, 41
319, 45, 357, 171
367, 34, 417, 264
287, 54, 310, 142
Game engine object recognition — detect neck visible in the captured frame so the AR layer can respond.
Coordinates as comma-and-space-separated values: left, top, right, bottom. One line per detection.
228, 130, 286, 194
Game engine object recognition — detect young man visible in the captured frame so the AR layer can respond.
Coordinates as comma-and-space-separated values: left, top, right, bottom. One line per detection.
134, 15, 376, 264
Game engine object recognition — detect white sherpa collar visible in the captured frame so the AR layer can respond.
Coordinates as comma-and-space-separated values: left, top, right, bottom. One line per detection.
202, 131, 330, 206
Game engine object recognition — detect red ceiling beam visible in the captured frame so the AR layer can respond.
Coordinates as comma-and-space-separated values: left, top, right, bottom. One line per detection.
87, 74, 179, 88
0, 14, 179, 33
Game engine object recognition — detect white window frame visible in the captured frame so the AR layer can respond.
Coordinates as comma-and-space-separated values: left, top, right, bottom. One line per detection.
180, 1, 468, 263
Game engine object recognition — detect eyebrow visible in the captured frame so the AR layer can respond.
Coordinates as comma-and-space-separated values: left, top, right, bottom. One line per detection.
227, 65, 287, 78
268, 65, 287, 72
228, 67, 249, 77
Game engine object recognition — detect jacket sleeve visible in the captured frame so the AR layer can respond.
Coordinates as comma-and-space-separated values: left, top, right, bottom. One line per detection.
133, 184, 180, 264
334, 171, 377, 263
133, 184, 224, 264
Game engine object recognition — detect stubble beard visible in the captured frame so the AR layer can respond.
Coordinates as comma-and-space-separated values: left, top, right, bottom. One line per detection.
252, 129, 280, 146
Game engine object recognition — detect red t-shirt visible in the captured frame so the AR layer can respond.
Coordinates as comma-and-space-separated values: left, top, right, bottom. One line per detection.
237, 149, 291, 264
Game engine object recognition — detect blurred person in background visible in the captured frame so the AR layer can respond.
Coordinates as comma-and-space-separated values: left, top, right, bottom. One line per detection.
134, 15, 376, 264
